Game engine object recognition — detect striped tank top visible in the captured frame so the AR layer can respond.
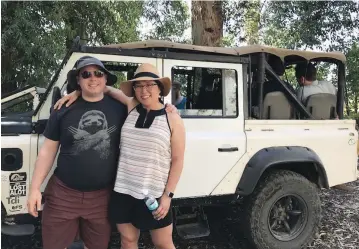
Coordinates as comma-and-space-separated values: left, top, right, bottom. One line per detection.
114, 104, 172, 199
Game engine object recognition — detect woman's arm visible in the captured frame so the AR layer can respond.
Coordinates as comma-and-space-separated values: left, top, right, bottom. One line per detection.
165, 113, 186, 194
153, 113, 186, 220
54, 86, 135, 110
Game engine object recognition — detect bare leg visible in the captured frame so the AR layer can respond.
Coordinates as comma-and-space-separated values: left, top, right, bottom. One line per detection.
117, 223, 140, 249
150, 224, 175, 249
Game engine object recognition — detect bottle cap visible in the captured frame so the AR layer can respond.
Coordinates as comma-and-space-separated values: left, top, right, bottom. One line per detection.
142, 189, 149, 196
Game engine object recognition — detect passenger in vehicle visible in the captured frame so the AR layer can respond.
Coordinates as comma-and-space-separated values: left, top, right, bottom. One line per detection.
55, 63, 185, 249
295, 62, 336, 104
172, 81, 187, 109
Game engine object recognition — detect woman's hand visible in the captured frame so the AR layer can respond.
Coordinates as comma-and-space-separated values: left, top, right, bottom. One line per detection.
152, 194, 171, 220
54, 90, 80, 110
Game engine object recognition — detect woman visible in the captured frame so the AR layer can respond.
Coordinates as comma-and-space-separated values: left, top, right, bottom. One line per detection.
55, 63, 185, 249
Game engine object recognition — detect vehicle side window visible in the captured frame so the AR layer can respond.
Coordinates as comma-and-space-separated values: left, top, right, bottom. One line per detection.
171, 66, 237, 118
104, 62, 139, 88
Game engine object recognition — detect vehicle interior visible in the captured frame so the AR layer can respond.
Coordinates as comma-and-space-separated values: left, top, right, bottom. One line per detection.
246, 50, 345, 120
53, 41, 345, 121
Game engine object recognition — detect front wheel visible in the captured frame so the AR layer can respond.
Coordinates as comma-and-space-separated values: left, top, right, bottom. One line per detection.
242, 170, 321, 249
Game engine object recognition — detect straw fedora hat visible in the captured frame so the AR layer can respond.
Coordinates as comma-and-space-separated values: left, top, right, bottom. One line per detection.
120, 63, 171, 97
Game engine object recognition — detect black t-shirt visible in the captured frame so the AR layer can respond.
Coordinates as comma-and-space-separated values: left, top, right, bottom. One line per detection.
43, 95, 127, 191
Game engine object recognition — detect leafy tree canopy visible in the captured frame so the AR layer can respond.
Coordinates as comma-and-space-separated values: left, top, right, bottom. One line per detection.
1, 0, 189, 95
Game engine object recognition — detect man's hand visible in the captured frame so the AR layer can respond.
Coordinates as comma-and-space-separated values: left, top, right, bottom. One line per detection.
152, 194, 171, 220
165, 103, 179, 114
54, 90, 80, 110
27, 189, 42, 217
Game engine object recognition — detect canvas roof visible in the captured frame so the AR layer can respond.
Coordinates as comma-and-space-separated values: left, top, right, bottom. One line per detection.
104, 40, 346, 63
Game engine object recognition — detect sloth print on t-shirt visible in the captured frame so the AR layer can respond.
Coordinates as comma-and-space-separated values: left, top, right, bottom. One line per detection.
68, 110, 117, 159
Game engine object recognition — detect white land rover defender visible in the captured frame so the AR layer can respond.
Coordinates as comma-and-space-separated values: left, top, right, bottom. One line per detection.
2, 39, 358, 249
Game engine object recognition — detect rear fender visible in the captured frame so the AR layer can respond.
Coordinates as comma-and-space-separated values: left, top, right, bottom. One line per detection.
236, 146, 328, 195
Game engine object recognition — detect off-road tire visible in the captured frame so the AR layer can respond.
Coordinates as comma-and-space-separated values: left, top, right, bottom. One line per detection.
242, 170, 321, 249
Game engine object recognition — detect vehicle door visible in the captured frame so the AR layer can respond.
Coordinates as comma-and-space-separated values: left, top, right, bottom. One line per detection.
162, 58, 246, 198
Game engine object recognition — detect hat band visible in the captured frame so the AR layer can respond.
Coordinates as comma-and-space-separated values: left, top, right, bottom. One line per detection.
134, 72, 160, 79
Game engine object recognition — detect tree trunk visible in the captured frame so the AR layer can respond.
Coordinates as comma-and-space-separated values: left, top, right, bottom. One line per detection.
191, 1, 223, 46
64, 3, 88, 50
65, 18, 87, 50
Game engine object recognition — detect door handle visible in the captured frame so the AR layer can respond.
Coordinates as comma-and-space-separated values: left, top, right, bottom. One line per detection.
218, 147, 238, 152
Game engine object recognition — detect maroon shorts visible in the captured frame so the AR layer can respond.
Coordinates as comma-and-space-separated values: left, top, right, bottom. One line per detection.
42, 176, 111, 249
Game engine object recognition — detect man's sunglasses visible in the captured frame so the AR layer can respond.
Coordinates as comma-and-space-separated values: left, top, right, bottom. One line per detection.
80, 70, 105, 79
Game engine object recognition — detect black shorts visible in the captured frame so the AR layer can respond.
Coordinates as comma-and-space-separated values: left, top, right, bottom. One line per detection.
108, 191, 173, 231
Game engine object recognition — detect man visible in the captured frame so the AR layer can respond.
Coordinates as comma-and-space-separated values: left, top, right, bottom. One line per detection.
27, 56, 127, 249
295, 62, 337, 104
172, 81, 187, 109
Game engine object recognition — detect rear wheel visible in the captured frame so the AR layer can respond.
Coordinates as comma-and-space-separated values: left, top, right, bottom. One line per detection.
243, 170, 321, 249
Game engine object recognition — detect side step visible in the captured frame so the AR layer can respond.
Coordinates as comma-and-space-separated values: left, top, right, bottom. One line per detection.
174, 206, 210, 239
68, 241, 85, 249
1, 224, 35, 236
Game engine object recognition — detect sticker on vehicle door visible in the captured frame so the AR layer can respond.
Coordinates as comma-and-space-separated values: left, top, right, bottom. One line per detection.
9, 172, 27, 197
9, 172, 27, 182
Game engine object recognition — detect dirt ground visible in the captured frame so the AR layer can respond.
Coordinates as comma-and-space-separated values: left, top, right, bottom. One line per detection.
2, 179, 359, 249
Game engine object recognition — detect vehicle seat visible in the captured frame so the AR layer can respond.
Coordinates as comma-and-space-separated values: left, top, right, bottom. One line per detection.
305, 93, 337, 119
66, 82, 77, 94
262, 91, 292, 119
50, 86, 61, 114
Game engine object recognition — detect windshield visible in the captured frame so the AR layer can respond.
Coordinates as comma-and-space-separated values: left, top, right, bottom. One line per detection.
1, 88, 44, 116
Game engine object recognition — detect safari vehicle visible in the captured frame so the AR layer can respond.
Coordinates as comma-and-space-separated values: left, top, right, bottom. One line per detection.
2, 38, 358, 249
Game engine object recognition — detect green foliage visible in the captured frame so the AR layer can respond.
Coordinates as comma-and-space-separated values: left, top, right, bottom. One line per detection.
141, 0, 190, 42
262, 1, 359, 51
220, 34, 236, 47
345, 43, 359, 114
242, 0, 261, 45
222, 0, 249, 45
1, 0, 190, 96
2, 0, 358, 116
1, 2, 65, 92
1, 1, 144, 95
261, 1, 359, 115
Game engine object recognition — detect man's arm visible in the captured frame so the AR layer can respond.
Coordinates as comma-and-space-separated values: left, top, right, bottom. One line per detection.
105, 86, 133, 106
27, 139, 59, 217
31, 139, 59, 190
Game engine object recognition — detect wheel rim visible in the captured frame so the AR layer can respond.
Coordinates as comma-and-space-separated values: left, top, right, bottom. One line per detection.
268, 194, 308, 241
